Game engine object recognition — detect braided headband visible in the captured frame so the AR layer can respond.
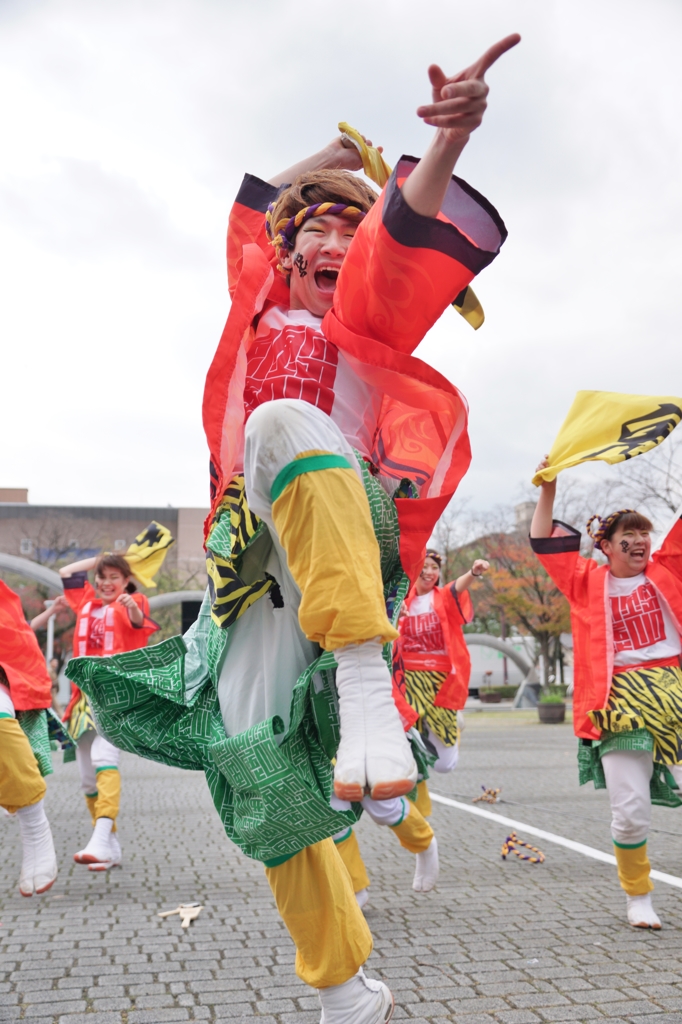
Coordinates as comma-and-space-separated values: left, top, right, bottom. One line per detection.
586, 509, 636, 551
265, 201, 367, 253
424, 548, 442, 568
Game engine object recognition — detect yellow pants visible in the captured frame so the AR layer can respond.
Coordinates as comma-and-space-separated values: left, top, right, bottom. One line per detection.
271, 451, 397, 650
391, 800, 434, 853
411, 780, 433, 818
265, 838, 372, 988
335, 829, 370, 893
84, 778, 119, 832
614, 841, 654, 896
0, 718, 46, 814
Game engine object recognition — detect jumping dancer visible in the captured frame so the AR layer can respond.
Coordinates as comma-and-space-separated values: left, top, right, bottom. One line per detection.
530, 457, 682, 929
0, 580, 58, 896
68, 36, 519, 1022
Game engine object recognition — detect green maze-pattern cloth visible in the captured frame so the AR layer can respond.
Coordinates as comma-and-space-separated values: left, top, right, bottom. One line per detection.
17, 710, 53, 778
67, 461, 414, 864
577, 728, 682, 809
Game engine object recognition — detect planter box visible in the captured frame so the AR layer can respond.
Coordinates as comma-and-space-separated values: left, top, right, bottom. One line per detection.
538, 702, 566, 724
479, 691, 502, 704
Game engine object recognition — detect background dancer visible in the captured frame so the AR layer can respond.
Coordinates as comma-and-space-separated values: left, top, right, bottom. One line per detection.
0, 580, 58, 897
530, 456, 682, 930
68, 34, 519, 1023
40, 524, 171, 871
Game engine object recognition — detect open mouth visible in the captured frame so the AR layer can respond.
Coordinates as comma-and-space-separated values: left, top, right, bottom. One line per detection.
314, 267, 339, 294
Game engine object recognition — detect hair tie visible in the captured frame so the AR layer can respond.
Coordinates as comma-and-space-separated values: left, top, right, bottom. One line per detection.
265, 202, 367, 255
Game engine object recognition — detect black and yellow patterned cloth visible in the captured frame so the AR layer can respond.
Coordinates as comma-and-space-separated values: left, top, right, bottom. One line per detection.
404, 670, 458, 747
578, 663, 682, 808
67, 692, 97, 744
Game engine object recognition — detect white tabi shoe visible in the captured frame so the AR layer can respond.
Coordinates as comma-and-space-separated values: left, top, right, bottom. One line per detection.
89, 831, 122, 872
333, 640, 417, 802
626, 893, 661, 929
318, 967, 394, 1023
17, 800, 58, 897
74, 817, 113, 866
413, 836, 439, 893
355, 887, 369, 910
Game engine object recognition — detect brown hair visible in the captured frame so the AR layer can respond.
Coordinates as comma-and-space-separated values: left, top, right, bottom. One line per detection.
603, 511, 653, 544
94, 553, 137, 593
269, 170, 377, 253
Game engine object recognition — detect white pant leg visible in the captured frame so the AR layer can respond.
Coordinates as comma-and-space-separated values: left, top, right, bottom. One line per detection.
601, 749, 653, 845
90, 735, 121, 772
243, 399, 362, 530
361, 795, 407, 827
0, 685, 15, 717
670, 764, 682, 788
76, 732, 97, 794
423, 726, 459, 774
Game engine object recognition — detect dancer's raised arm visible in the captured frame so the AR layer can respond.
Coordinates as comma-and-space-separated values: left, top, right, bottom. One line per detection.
268, 134, 380, 186
530, 456, 557, 538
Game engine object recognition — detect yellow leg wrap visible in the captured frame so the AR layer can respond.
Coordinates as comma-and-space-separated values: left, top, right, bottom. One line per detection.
391, 800, 434, 854
613, 841, 654, 896
94, 768, 120, 822
410, 780, 433, 818
335, 829, 370, 893
264, 838, 372, 988
85, 793, 98, 826
0, 718, 46, 813
271, 450, 398, 650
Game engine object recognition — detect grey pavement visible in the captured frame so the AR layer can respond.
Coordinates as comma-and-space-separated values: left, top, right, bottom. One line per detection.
2, 711, 682, 1023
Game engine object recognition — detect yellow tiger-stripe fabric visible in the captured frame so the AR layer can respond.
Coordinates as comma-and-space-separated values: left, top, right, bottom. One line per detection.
271, 450, 397, 650
67, 692, 96, 744
0, 718, 46, 813
588, 665, 682, 765
613, 841, 654, 896
404, 669, 459, 746
124, 520, 174, 589
390, 801, 434, 854
264, 838, 372, 988
335, 830, 370, 893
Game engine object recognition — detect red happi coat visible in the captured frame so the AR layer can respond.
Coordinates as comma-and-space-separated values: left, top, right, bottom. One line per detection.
203, 158, 507, 582
0, 580, 53, 712
531, 519, 682, 740
62, 572, 158, 724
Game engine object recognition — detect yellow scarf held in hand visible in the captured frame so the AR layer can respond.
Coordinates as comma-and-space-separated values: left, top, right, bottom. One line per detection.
338, 122, 484, 330
532, 391, 682, 486
124, 521, 174, 589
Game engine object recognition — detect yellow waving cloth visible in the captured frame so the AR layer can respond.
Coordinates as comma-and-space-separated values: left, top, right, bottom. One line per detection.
338, 122, 484, 330
532, 391, 682, 486
124, 521, 175, 589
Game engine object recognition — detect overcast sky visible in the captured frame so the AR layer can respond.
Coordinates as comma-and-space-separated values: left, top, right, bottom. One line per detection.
1, 0, 681, 514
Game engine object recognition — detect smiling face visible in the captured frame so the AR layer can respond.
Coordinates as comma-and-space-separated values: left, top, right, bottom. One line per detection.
280, 214, 359, 317
416, 556, 441, 596
94, 565, 129, 604
601, 523, 652, 578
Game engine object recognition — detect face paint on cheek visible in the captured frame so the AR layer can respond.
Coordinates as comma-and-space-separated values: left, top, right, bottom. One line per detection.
293, 252, 308, 278
620, 540, 630, 553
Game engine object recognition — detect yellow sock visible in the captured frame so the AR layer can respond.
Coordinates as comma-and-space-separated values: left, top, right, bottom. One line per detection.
613, 840, 654, 896
265, 838, 372, 988
391, 800, 434, 854
335, 829, 370, 893
0, 718, 46, 813
94, 768, 120, 823
410, 780, 432, 818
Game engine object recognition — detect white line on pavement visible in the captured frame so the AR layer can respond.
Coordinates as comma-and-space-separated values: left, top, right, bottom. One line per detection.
429, 791, 682, 890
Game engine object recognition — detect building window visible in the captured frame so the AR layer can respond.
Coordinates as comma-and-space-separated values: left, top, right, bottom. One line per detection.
20, 538, 32, 555
114, 539, 126, 550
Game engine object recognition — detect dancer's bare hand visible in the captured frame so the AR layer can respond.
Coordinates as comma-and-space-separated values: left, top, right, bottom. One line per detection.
416, 34, 520, 145
323, 134, 382, 172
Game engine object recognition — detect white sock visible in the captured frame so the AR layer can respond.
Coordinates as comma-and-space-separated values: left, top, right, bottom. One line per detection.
413, 836, 439, 893
626, 893, 661, 929
17, 800, 58, 897
75, 817, 113, 864
355, 887, 369, 910
318, 967, 393, 1024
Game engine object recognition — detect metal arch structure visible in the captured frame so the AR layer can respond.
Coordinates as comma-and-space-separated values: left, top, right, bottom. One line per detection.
148, 590, 205, 610
463, 632, 540, 708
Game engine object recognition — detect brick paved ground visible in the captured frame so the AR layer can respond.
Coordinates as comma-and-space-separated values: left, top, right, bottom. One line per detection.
2, 711, 682, 1024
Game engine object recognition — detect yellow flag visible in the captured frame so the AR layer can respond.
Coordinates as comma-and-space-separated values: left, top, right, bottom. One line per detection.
533, 391, 682, 486
338, 121, 485, 330
124, 521, 175, 589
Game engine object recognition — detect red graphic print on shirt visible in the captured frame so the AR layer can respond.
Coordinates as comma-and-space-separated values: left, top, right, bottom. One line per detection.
244, 323, 338, 417
611, 582, 666, 652
400, 612, 446, 653
88, 614, 105, 651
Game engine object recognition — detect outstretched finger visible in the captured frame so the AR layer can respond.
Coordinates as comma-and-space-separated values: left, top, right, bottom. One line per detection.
470, 33, 521, 79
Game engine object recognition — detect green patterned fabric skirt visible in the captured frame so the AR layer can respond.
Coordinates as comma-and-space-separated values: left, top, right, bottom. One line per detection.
67, 460, 418, 865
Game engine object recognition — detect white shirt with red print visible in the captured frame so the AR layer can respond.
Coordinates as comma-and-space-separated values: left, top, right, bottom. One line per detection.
243, 306, 383, 459
609, 572, 681, 667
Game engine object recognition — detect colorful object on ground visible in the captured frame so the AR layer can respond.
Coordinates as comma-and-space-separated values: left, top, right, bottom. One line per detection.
123, 521, 174, 589
473, 786, 501, 804
158, 903, 204, 929
338, 121, 485, 330
532, 391, 682, 486
501, 832, 545, 864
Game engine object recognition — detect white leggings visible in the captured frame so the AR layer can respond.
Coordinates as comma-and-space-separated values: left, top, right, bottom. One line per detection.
601, 748, 682, 845
75, 731, 121, 795
424, 726, 460, 774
